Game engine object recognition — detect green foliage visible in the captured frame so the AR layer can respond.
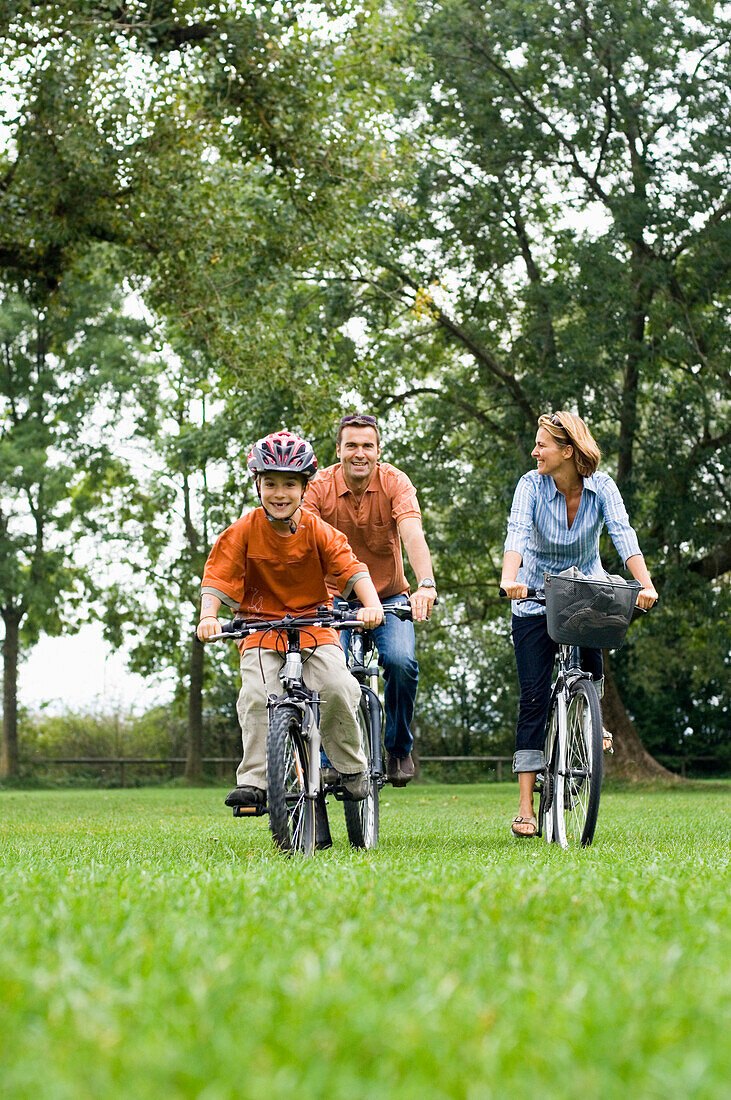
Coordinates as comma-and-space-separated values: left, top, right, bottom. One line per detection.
0, 785, 729, 1096
0, 255, 153, 642
280, 0, 731, 752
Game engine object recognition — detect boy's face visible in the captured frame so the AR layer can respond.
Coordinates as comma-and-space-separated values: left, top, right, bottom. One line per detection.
259, 471, 306, 519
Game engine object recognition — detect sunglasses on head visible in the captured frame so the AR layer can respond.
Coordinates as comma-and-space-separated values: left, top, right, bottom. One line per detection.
339, 414, 377, 426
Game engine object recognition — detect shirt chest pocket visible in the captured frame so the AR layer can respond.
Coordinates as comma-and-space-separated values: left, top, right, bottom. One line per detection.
247, 546, 312, 584
362, 521, 396, 556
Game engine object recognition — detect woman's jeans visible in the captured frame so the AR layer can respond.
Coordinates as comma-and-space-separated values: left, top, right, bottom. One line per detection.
511, 613, 602, 773
335, 593, 418, 758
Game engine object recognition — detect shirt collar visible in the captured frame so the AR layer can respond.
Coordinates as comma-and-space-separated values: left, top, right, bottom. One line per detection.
335, 463, 379, 497
538, 472, 597, 500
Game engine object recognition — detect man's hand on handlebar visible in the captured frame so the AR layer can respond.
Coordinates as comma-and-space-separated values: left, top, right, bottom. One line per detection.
197, 616, 222, 642
357, 605, 384, 630
409, 588, 436, 622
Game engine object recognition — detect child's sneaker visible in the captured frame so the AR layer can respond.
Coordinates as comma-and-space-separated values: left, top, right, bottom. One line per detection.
225, 785, 266, 808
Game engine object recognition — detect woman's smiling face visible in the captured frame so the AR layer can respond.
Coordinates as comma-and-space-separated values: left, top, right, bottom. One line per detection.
531, 427, 573, 477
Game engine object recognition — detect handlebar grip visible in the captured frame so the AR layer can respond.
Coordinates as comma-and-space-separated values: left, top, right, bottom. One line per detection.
219, 619, 245, 634
499, 587, 538, 599
385, 605, 413, 622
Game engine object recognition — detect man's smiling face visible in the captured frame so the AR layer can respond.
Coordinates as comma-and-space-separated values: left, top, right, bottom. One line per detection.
337, 426, 381, 490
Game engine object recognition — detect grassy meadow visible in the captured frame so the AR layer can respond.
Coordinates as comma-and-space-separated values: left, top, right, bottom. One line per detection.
0, 782, 728, 1099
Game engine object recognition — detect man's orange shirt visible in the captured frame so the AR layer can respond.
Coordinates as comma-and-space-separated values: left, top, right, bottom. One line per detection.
201, 508, 369, 651
303, 462, 421, 600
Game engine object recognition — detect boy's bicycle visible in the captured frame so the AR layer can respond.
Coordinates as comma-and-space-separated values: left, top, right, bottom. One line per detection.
212, 604, 409, 856
502, 572, 643, 848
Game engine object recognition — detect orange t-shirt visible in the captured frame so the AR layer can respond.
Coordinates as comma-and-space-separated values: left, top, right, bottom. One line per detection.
303, 462, 421, 600
201, 508, 369, 651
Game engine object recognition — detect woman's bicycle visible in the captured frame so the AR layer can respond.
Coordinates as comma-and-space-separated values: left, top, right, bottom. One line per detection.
502, 572, 643, 848
212, 605, 407, 856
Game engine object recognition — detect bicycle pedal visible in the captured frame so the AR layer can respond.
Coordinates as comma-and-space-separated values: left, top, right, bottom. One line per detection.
232, 804, 268, 817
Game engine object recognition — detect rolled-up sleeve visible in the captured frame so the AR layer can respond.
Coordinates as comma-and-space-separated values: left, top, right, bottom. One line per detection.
599, 478, 642, 563
201, 520, 248, 611
504, 475, 536, 556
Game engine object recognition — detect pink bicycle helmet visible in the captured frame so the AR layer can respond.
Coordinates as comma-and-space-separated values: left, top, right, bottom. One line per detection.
247, 430, 318, 481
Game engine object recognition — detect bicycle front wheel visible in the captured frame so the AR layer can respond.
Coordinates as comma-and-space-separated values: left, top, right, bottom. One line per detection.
266, 704, 315, 856
343, 690, 380, 849
540, 701, 559, 844
555, 679, 603, 848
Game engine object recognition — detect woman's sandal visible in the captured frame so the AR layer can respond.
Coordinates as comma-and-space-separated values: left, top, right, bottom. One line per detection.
602, 727, 614, 753
511, 815, 538, 838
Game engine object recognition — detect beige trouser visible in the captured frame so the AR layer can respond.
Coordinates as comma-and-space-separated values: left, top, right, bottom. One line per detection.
235, 644, 366, 789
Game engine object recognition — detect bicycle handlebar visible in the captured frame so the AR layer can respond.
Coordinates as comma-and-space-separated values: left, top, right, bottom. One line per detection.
499, 586, 541, 600
498, 585, 648, 617
208, 603, 413, 641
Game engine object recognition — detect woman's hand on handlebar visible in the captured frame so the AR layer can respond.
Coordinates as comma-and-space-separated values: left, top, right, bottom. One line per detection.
197, 616, 222, 642
636, 584, 658, 611
499, 579, 529, 600
357, 604, 384, 630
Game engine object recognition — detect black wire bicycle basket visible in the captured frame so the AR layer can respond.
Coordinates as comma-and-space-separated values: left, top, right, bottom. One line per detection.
544, 572, 641, 650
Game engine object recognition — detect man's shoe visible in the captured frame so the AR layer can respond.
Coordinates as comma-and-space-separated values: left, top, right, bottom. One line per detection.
224, 785, 266, 808
339, 771, 370, 801
321, 765, 340, 786
387, 753, 415, 787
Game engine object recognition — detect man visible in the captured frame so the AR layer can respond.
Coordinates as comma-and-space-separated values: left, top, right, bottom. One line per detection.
303, 413, 437, 785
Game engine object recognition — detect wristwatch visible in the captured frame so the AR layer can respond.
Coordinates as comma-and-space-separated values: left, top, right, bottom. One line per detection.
418, 578, 437, 592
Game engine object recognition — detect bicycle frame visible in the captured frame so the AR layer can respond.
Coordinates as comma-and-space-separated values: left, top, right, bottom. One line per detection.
268, 626, 324, 806
342, 626, 385, 780
212, 609, 362, 808
501, 583, 606, 848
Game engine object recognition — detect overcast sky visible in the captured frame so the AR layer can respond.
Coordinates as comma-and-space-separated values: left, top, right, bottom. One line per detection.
18, 625, 175, 715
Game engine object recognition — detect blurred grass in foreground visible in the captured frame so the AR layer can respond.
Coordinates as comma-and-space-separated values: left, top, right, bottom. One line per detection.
0, 783, 728, 1099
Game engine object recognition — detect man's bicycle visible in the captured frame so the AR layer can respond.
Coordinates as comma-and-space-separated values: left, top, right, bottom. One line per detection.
502, 572, 643, 848
335, 601, 414, 849
212, 605, 408, 856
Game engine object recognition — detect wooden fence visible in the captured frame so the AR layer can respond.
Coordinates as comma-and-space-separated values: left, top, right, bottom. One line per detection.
18, 753, 724, 785
21, 755, 515, 786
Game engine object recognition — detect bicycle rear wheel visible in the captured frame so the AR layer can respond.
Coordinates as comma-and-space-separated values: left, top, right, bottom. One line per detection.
554, 679, 603, 848
266, 703, 315, 855
343, 690, 380, 849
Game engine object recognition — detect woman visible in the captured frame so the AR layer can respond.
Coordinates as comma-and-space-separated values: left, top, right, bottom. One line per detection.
500, 411, 658, 838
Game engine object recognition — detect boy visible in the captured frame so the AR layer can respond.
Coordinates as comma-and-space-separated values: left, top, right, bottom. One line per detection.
197, 430, 383, 807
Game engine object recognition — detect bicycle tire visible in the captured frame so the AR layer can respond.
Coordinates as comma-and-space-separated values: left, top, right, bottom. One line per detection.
343, 691, 380, 849
554, 679, 603, 848
541, 699, 560, 844
266, 703, 315, 855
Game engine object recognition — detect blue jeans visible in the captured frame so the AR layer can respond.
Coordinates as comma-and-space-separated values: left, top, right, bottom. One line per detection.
511, 613, 602, 773
335, 593, 418, 758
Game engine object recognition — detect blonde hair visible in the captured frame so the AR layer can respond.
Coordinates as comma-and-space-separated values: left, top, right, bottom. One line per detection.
538, 411, 601, 477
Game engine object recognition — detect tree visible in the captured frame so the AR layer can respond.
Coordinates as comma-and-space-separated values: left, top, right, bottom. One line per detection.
0, 257, 151, 776
290, 0, 730, 775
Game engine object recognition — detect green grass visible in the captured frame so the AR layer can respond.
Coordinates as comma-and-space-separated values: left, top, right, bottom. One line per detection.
1, 784, 728, 1099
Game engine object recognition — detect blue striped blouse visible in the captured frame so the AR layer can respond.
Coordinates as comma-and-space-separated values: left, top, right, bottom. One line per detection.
504, 469, 642, 617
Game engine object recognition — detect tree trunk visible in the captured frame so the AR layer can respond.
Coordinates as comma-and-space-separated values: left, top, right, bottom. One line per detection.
185, 632, 204, 781
601, 654, 678, 781
1, 607, 21, 778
